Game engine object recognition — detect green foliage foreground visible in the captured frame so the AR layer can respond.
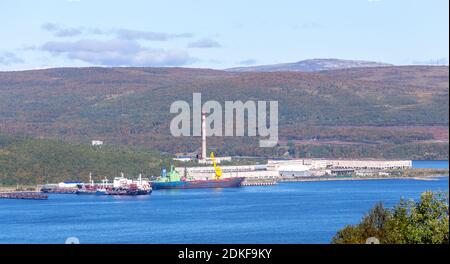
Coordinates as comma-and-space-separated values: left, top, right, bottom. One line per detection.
332, 191, 449, 244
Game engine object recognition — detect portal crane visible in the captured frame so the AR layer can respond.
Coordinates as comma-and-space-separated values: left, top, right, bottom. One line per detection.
210, 152, 222, 180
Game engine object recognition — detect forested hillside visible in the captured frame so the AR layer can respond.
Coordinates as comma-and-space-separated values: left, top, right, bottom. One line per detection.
0, 134, 167, 185
0, 66, 448, 159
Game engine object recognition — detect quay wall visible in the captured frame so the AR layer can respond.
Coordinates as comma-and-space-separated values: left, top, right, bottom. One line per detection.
177, 159, 412, 180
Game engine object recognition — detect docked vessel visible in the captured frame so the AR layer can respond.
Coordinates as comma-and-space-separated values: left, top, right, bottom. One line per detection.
106, 185, 152, 195
73, 174, 152, 196
75, 174, 105, 195
152, 176, 245, 189
152, 156, 245, 190
108, 174, 152, 195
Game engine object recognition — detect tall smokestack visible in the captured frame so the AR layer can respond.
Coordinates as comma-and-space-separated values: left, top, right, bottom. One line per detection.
201, 112, 206, 160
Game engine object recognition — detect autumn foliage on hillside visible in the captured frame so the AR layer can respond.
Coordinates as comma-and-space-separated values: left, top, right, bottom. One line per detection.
0, 66, 448, 159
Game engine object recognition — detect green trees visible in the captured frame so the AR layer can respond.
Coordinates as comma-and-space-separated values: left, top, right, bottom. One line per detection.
0, 66, 448, 160
332, 192, 449, 244
0, 134, 168, 185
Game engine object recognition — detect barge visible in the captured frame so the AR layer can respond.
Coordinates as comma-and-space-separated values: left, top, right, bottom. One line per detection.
0, 192, 48, 200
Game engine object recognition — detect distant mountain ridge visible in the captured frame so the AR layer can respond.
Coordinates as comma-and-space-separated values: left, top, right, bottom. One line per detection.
226, 58, 393, 72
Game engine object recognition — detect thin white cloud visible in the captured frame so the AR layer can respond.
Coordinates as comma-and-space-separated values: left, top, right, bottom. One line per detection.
41, 23, 194, 41
39, 39, 195, 66
187, 38, 221, 48
41, 23, 83, 37
116, 29, 193, 41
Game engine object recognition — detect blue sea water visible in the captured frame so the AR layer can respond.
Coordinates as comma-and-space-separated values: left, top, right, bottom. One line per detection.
413, 160, 449, 169
0, 161, 448, 244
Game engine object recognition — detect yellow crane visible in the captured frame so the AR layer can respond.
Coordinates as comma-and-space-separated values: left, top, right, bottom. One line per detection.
210, 152, 222, 180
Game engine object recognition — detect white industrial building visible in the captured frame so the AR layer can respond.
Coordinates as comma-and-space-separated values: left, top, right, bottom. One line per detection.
176, 161, 312, 180
173, 155, 194, 162
174, 158, 411, 180
328, 159, 412, 169
277, 164, 312, 177
58, 182, 81, 188
198, 156, 232, 164
269, 159, 412, 170
176, 165, 279, 180
91, 140, 103, 146
172, 111, 411, 180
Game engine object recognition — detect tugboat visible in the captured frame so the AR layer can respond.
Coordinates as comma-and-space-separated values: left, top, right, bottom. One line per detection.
152, 152, 245, 190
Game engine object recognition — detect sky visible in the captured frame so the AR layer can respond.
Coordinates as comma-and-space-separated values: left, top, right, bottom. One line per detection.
0, 0, 448, 71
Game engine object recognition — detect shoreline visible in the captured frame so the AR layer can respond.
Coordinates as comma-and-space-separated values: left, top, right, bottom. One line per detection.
280, 175, 448, 183
1, 170, 448, 191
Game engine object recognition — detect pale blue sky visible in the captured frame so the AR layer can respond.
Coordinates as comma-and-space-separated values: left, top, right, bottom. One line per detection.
0, 0, 448, 70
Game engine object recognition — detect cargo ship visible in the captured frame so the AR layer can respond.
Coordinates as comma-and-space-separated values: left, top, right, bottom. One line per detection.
152, 162, 245, 190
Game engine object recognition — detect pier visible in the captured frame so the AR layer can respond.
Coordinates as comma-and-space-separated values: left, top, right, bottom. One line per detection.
241, 178, 278, 186
0, 192, 48, 200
